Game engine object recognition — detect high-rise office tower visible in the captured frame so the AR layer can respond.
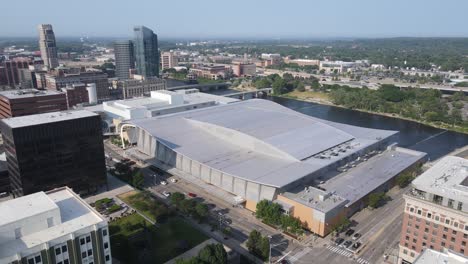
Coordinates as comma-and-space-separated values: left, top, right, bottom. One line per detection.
114, 40, 135, 79
133, 26, 159, 77
38, 24, 59, 69
0, 110, 107, 197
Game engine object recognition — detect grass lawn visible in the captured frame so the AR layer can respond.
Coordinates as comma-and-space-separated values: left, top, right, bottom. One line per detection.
110, 208, 208, 263
118, 191, 168, 223
153, 218, 208, 262
283, 90, 331, 101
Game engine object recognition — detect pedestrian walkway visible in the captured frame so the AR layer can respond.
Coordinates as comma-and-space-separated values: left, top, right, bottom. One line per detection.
288, 247, 312, 262
326, 245, 370, 264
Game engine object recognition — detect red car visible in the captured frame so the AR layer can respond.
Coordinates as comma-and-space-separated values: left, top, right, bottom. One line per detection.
188, 193, 197, 198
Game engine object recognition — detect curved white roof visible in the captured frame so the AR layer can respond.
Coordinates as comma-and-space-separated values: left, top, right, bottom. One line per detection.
129, 99, 397, 187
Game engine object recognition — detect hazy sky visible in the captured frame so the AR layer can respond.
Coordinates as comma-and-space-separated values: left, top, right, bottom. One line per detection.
1, 0, 467, 39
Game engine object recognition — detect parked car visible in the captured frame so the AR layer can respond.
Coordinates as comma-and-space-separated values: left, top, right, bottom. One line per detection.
345, 229, 355, 236
188, 192, 197, 198
343, 240, 353, 248
352, 242, 362, 250
170, 178, 178, 183
335, 237, 344, 246
352, 233, 361, 240
160, 180, 168, 185
162, 191, 171, 197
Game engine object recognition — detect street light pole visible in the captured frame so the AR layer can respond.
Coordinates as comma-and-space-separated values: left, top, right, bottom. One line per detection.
268, 235, 272, 264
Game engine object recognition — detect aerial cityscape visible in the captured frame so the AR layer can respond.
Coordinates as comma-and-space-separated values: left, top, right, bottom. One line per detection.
0, 1, 468, 264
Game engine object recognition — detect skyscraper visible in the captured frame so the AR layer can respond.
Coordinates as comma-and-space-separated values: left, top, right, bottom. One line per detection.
114, 40, 135, 79
38, 24, 59, 69
133, 26, 159, 77
0, 110, 107, 197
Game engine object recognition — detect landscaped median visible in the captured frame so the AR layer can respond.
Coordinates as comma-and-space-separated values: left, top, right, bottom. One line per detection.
110, 190, 209, 263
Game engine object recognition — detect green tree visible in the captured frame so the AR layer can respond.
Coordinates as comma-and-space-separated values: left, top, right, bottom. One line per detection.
272, 78, 288, 95
194, 203, 209, 221
259, 236, 270, 261
170, 192, 185, 207
132, 171, 145, 189
254, 78, 271, 89
198, 243, 228, 264
395, 172, 414, 188
368, 192, 388, 209
295, 82, 305, 92
246, 230, 262, 255
180, 199, 197, 215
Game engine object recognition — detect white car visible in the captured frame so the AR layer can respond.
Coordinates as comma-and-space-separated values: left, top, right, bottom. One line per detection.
162, 191, 171, 197
170, 178, 177, 183
160, 180, 168, 185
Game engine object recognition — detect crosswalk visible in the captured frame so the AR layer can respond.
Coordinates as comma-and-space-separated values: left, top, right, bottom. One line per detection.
288, 247, 312, 262
326, 245, 370, 264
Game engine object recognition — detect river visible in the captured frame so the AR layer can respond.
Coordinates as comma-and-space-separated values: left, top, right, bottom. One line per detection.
269, 96, 468, 161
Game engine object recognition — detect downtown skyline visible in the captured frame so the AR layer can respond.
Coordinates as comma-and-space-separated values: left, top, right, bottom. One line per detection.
1, 0, 468, 38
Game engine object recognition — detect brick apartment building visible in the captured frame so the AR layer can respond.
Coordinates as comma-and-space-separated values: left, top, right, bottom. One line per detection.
399, 156, 468, 263
0, 89, 68, 118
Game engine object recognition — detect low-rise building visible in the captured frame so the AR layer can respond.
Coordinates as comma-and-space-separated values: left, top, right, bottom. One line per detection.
124, 99, 426, 237
284, 58, 320, 67
232, 62, 256, 77
44, 69, 109, 101
399, 156, 468, 263
0, 187, 112, 264
189, 64, 231, 80
319, 61, 356, 74
0, 89, 68, 118
115, 77, 166, 99
61, 83, 90, 108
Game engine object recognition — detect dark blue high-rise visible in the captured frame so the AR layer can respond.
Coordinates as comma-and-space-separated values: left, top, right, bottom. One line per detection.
133, 25, 159, 77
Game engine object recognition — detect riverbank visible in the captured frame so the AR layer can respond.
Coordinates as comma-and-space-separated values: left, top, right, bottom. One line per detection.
279, 91, 468, 134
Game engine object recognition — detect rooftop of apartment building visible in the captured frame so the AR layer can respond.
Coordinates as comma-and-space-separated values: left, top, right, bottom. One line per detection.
412, 156, 468, 204
1, 110, 97, 128
0, 88, 63, 99
0, 187, 106, 262
414, 248, 468, 264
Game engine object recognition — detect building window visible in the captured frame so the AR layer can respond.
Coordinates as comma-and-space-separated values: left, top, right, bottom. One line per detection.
431, 238, 436, 243
422, 242, 426, 247
62, 245, 67, 252
104, 242, 109, 249
454, 222, 459, 228
82, 252, 86, 259
14, 228, 22, 239
416, 225, 420, 229
462, 249, 465, 254
405, 242, 409, 247
88, 249, 93, 256
463, 241, 467, 246
403, 249, 408, 254
430, 245, 434, 249
86, 236, 91, 243
453, 230, 457, 235
64, 260, 69, 264
103, 229, 108, 236
417, 209, 422, 215
410, 252, 415, 257
435, 216, 440, 221
55, 247, 61, 255
442, 242, 446, 247
433, 223, 439, 228
448, 199, 455, 209
427, 213, 432, 218
416, 217, 421, 222
47, 217, 54, 228
27, 255, 42, 264
433, 231, 438, 236
80, 238, 85, 245
444, 227, 449, 232
443, 234, 447, 239
409, 215, 413, 219
412, 245, 416, 250
464, 234, 468, 239
406, 236, 410, 241
105, 255, 110, 261
458, 202, 463, 211
410, 207, 414, 213
449, 245, 454, 250
413, 238, 417, 243
424, 228, 429, 233
433, 195, 443, 205
446, 219, 451, 225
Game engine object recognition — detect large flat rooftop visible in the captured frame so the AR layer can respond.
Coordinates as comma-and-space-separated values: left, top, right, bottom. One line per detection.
320, 147, 426, 207
129, 99, 398, 187
0, 89, 63, 99
0, 187, 106, 262
1, 110, 98, 128
412, 156, 468, 203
